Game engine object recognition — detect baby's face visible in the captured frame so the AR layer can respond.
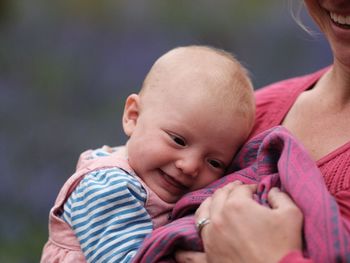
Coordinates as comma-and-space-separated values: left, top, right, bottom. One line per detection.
123, 47, 254, 203
125, 89, 251, 203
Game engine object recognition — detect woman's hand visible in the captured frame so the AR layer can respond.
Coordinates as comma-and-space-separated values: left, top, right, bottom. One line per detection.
176, 181, 303, 263
175, 251, 207, 263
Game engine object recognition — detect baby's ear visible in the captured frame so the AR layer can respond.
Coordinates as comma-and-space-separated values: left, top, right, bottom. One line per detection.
122, 94, 140, 136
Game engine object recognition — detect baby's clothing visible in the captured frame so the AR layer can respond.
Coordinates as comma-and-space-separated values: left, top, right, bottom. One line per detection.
41, 146, 174, 263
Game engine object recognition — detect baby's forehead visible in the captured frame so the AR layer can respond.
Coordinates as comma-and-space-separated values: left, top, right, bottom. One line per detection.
144, 51, 240, 91
140, 46, 253, 111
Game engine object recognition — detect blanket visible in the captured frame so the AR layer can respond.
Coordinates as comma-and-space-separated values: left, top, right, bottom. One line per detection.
132, 126, 350, 263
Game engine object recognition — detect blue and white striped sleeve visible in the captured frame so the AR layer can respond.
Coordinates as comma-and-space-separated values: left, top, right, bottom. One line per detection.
61, 167, 153, 263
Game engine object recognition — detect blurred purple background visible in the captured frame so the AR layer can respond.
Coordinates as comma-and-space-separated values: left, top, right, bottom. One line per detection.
0, 1, 332, 262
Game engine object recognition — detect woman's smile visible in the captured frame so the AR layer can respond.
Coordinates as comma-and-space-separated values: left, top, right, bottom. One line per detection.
329, 12, 350, 29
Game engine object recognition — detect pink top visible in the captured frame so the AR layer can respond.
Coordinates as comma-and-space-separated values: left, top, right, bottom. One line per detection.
250, 67, 350, 262
40, 147, 174, 263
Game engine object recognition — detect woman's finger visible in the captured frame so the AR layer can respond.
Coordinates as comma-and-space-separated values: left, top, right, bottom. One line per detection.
195, 196, 212, 221
209, 181, 244, 215
267, 187, 303, 228
227, 183, 257, 199
175, 250, 207, 263
195, 181, 243, 221
268, 187, 300, 211
194, 197, 212, 238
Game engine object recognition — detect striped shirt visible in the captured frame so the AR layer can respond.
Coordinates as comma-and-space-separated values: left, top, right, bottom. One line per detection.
61, 149, 153, 263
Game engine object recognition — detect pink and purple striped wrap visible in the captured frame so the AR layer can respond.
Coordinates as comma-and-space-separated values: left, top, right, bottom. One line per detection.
132, 126, 350, 263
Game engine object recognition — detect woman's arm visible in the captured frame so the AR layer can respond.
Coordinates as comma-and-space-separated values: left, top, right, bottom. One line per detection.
176, 182, 307, 263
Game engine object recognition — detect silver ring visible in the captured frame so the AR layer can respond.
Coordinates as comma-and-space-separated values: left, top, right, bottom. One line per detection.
196, 217, 211, 234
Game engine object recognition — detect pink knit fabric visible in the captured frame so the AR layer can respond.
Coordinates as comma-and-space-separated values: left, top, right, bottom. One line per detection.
251, 67, 350, 198
318, 143, 350, 195
250, 66, 350, 230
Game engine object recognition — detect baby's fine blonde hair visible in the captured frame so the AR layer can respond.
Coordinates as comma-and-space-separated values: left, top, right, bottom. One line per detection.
139, 45, 255, 128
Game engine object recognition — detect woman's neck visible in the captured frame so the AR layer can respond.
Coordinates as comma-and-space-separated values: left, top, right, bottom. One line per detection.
314, 63, 350, 110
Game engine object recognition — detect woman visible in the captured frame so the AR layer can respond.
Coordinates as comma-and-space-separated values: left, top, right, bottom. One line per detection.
176, 0, 350, 262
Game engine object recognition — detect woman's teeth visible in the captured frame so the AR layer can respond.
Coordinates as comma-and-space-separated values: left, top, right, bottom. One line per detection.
330, 12, 350, 26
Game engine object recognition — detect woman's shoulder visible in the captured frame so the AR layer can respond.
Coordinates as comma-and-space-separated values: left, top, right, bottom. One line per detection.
250, 67, 330, 138
255, 67, 329, 104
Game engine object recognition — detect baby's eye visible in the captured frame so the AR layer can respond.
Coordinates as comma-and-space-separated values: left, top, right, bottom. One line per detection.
169, 133, 186, 147
208, 159, 225, 170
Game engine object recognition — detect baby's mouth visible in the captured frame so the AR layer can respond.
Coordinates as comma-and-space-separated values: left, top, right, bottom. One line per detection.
159, 169, 188, 190
329, 12, 350, 29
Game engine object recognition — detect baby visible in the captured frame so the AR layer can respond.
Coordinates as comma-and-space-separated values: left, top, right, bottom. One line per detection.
41, 45, 255, 263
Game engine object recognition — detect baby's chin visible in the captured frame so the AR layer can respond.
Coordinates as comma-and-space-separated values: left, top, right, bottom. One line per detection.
141, 170, 187, 203
137, 182, 176, 203
153, 187, 181, 204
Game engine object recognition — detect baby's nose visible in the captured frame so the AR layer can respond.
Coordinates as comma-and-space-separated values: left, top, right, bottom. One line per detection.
175, 156, 200, 177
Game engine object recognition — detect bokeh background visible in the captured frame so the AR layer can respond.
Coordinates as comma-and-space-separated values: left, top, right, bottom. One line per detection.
1, 0, 332, 262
